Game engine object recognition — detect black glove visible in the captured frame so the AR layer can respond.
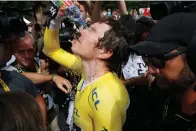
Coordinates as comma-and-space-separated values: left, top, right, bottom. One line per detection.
46, 2, 59, 28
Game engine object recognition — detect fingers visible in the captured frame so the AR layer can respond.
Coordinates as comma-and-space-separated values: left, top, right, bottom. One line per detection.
57, 84, 69, 94
146, 74, 155, 87
53, 75, 73, 94
73, 1, 80, 7
58, 7, 66, 16
63, 80, 72, 93
144, 71, 148, 77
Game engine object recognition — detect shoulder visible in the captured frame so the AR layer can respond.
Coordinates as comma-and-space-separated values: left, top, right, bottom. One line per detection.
1, 70, 37, 97
101, 73, 129, 99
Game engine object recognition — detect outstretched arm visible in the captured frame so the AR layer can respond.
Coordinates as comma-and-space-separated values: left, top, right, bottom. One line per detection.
22, 72, 72, 93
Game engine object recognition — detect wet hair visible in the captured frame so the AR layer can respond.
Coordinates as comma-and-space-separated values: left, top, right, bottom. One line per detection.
99, 18, 130, 72
0, 92, 47, 131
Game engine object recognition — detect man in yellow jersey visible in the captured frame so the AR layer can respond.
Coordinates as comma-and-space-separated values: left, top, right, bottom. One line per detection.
43, 7, 130, 131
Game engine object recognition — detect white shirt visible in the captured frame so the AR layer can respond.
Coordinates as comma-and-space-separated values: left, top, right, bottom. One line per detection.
122, 53, 148, 80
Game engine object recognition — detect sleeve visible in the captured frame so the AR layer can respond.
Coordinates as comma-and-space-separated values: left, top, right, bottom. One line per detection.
18, 72, 38, 98
43, 27, 82, 73
11, 71, 37, 98
89, 87, 123, 131
25, 80, 38, 98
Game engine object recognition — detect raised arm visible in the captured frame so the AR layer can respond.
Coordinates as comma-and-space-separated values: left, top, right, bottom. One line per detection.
43, 15, 82, 73
85, 0, 94, 16
117, 1, 128, 15
89, 1, 101, 24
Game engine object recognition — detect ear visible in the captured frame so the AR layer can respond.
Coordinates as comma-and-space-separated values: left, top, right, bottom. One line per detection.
96, 48, 113, 60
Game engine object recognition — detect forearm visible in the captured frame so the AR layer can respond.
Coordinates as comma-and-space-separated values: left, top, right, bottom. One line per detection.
43, 21, 81, 71
117, 1, 128, 15
22, 72, 52, 84
90, 1, 101, 24
85, 0, 94, 16
43, 14, 64, 54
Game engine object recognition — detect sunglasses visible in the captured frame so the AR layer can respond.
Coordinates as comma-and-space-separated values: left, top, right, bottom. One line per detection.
73, 26, 93, 41
144, 48, 187, 69
74, 30, 81, 40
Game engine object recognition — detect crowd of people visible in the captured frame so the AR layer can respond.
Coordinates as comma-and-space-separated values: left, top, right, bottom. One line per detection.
1, 1, 196, 131
101, 8, 140, 20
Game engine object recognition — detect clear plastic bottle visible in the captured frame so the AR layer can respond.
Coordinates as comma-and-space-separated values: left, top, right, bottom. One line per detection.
51, 0, 87, 28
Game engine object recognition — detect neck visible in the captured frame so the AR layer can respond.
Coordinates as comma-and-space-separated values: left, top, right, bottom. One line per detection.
82, 59, 109, 84
176, 82, 196, 115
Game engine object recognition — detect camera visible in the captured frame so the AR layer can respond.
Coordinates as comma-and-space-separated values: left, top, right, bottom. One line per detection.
0, 15, 28, 43
150, 1, 196, 20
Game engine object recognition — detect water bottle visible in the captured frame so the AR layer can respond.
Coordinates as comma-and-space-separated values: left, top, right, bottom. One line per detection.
51, 0, 87, 28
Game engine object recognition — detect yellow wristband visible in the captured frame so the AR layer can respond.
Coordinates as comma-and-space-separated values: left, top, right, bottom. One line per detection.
51, 74, 57, 81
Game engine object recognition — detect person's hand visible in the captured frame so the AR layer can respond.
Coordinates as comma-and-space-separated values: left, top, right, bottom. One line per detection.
58, 6, 67, 16
144, 72, 155, 87
52, 75, 72, 94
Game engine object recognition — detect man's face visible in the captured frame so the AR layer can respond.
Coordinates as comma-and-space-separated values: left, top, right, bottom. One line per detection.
71, 22, 111, 60
148, 50, 195, 93
13, 36, 35, 68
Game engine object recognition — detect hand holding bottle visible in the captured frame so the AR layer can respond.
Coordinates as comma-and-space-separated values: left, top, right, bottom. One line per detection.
51, 0, 87, 28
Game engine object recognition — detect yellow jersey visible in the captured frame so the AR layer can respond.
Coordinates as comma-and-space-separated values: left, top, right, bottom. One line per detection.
43, 28, 130, 131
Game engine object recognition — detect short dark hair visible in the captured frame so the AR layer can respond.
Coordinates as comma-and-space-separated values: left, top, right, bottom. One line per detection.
0, 92, 47, 131
118, 14, 136, 45
99, 18, 129, 72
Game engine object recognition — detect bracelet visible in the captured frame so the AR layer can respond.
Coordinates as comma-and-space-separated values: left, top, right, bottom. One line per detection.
51, 74, 57, 81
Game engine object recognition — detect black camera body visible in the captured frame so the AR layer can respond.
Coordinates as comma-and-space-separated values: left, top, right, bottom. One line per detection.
0, 15, 28, 43
150, 1, 196, 20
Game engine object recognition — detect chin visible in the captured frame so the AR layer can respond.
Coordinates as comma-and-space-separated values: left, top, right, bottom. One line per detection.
21, 62, 33, 68
71, 47, 78, 55
23, 64, 31, 68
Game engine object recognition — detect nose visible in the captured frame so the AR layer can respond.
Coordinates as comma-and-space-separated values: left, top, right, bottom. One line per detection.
24, 51, 29, 58
148, 65, 159, 75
